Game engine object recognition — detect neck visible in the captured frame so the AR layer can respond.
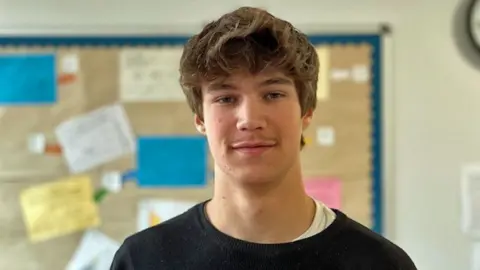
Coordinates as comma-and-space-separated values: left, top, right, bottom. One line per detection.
206, 163, 315, 244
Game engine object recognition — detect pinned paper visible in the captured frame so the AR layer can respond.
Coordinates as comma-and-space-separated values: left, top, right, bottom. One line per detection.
461, 164, 480, 237
315, 47, 330, 101
137, 199, 197, 231
66, 229, 120, 270
55, 103, 136, 173
304, 178, 342, 209
351, 64, 370, 83
58, 73, 76, 85
137, 136, 208, 187
330, 69, 350, 81
316, 126, 335, 146
119, 47, 186, 102
27, 133, 47, 154
101, 171, 122, 193
0, 54, 56, 105
304, 136, 313, 146
19, 176, 100, 243
472, 242, 480, 270
61, 54, 79, 74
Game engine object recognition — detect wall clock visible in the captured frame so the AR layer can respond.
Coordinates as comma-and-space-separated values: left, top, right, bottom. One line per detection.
467, 0, 480, 54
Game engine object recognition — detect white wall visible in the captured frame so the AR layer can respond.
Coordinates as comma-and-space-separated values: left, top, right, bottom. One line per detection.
0, 0, 477, 269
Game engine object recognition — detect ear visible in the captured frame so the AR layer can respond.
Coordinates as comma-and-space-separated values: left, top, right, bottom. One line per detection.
194, 114, 206, 134
301, 109, 313, 131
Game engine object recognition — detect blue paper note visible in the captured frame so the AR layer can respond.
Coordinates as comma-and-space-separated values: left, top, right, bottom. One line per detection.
0, 54, 57, 105
137, 135, 209, 187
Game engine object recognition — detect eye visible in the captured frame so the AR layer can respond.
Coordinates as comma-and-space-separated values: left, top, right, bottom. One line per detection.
265, 92, 284, 100
215, 96, 236, 104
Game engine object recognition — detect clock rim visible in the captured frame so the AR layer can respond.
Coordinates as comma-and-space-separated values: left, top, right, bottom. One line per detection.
467, 0, 480, 53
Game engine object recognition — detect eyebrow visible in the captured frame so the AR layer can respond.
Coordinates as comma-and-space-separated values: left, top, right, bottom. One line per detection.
260, 77, 293, 87
206, 76, 293, 92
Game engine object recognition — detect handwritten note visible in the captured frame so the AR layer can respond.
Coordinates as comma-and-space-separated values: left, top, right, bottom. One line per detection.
304, 177, 342, 209
19, 176, 100, 243
66, 229, 119, 270
119, 47, 186, 102
137, 199, 197, 231
55, 104, 136, 173
315, 47, 330, 101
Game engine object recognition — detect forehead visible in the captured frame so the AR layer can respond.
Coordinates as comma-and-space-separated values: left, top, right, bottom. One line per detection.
202, 70, 294, 91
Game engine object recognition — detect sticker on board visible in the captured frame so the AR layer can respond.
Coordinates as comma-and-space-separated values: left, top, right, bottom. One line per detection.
316, 126, 335, 146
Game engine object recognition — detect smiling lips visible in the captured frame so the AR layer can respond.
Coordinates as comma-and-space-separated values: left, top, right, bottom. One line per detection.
230, 140, 276, 155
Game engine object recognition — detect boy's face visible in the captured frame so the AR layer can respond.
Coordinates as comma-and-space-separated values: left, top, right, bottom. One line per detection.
196, 70, 312, 185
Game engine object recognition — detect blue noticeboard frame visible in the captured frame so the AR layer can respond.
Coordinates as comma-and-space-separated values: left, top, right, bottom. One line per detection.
0, 33, 384, 235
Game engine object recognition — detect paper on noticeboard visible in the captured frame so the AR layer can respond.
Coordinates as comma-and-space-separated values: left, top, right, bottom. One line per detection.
315, 47, 330, 101
55, 103, 136, 173
137, 199, 197, 232
119, 47, 186, 102
461, 164, 480, 238
66, 229, 119, 270
19, 176, 100, 243
304, 177, 342, 209
472, 242, 480, 270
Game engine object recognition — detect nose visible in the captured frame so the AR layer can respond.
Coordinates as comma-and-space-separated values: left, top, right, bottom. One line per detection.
236, 97, 267, 131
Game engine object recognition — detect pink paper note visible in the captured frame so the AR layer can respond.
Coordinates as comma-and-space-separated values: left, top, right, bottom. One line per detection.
303, 178, 342, 209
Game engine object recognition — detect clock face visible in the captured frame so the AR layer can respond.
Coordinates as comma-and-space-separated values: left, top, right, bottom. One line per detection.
468, 0, 480, 52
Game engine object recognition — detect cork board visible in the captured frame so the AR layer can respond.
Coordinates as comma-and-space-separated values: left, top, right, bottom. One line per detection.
0, 34, 383, 270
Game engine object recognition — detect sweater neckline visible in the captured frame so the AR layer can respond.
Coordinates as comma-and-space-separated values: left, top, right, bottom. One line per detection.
194, 200, 349, 257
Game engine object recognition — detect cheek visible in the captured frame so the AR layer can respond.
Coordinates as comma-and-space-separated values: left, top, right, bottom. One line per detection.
204, 111, 228, 142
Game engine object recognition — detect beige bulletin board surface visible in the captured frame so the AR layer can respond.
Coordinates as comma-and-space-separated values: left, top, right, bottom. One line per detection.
0, 35, 382, 270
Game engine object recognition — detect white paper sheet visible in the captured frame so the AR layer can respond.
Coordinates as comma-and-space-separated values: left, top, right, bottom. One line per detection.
66, 229, 120, 270
101, 171, 122, 193
119, 47, 186, 102
137, 199, 197, 232
62, 54, 79, 74
55, 104, 136, 173
316, 126, 335, 146
330, 69, 350, 81
351, 64, 370, 83
461, 164, 480, 237
473, 242, 480, 270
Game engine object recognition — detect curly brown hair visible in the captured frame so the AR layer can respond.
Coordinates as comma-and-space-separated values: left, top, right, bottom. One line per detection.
179, 7, 319, 148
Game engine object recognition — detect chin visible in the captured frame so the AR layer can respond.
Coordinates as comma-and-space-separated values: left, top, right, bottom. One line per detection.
231, 168, 284, 187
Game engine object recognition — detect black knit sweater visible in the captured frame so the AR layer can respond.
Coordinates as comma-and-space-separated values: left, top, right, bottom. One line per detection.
110, 201, 417, 270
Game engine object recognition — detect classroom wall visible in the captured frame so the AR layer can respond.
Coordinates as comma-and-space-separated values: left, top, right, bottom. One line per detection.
0, 0, 477, 269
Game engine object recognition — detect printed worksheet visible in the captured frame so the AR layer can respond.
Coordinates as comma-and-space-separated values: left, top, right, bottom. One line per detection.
137, 199, 197, 231
55, 103, 136, 173
119, 47, 186, 102
66, 229, 119, 270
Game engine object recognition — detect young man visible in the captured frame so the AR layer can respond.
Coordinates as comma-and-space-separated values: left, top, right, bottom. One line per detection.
110, 7, 417, 270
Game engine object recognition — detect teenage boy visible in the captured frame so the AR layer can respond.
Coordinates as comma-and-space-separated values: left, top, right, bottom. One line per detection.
110, 6, 417, 270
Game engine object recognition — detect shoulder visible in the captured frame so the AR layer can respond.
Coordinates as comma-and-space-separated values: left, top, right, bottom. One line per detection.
110, 203, 202, 269
330, 210, 417, 269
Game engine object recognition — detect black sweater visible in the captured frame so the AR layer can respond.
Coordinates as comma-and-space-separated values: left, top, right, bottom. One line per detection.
110, 201, 417, 270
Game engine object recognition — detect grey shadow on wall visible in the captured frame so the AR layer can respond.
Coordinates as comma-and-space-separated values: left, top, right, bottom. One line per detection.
452, 0, 480, 70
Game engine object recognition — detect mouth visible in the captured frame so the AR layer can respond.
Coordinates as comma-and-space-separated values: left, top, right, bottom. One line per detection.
230, 141, 276, 155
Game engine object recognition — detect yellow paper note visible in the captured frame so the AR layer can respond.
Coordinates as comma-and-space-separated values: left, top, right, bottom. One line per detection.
316, 47, 331, 101
19, 176, 100, 243
149, 212, 161, 227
